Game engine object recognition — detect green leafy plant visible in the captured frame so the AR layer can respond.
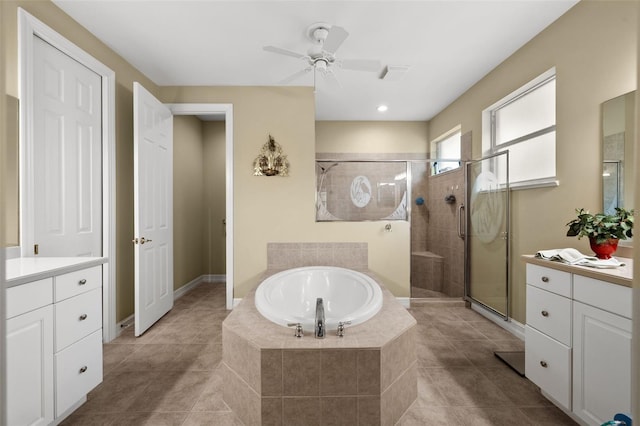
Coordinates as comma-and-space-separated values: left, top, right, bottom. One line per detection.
566, 207, 634, 244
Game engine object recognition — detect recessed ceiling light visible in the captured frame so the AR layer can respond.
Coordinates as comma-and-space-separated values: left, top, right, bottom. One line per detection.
377, 105, 388, 112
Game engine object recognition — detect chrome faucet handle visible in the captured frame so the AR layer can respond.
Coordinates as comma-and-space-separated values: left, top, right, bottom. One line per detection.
336, 321, 352, 337
287, 323, 304, 338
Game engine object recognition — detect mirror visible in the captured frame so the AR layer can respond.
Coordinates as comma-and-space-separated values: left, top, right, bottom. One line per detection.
602, 91, 635, 220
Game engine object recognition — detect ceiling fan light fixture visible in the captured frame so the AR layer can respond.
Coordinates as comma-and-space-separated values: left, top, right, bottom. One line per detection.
377, 104, 388, 112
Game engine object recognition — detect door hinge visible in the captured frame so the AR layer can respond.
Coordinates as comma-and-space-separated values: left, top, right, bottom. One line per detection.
34, 244, 39, 255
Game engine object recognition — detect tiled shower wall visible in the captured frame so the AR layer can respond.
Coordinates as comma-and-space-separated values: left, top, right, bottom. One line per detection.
424, 168, 465, 297
412, 132, 471, 297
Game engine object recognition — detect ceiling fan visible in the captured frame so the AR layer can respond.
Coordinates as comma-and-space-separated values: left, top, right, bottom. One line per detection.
263, 23, 382, 89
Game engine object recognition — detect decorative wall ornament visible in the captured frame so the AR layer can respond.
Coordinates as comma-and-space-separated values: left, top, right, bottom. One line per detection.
253, 135, 290, 176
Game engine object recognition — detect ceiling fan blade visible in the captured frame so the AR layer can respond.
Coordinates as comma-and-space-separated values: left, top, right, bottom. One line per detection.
263, 45, 307, 59
319, 69, 342, 90
340, 59, 382, 72
279, 67, 313, 84
322, 26, 349, 54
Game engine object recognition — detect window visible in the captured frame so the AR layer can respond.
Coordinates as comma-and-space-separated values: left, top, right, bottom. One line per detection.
482, 68, 557, 188
431, 126, 461, 175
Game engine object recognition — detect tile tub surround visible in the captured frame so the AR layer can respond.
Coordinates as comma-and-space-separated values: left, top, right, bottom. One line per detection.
221, 271, 417, 426
266, 242, 368, 270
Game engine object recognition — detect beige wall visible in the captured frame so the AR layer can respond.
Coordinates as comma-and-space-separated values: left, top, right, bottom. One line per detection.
3, 0, 159, 321
316, 121, 428, 154
161, 87, 319, 298
173, 116, 206, 289
203, 121, 226, 275
428, 1, 638, 323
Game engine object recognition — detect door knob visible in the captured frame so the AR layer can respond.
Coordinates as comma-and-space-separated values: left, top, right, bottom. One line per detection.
133, 237, 153, 244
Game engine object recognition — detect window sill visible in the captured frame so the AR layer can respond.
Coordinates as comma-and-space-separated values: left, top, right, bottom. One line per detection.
509, 178, 559, 191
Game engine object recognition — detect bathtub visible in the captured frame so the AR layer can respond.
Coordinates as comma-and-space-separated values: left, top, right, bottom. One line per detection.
254, 266, 383, 332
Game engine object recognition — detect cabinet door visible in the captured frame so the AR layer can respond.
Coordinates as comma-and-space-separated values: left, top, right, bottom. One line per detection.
573, 301, 631, 426
7, 305, 54, 426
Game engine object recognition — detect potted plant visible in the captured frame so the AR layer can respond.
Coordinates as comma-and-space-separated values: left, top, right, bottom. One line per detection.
566, 207, 634, 259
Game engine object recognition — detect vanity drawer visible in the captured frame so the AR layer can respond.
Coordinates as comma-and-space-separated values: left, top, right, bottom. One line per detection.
54, 288, 102, 352
525, 325, 571, 410
526, 285, 571, 346
55, 266, 102, 302
573, 275, 632, 319
55, 329, 103, 416
526, 264, 571, 297
6, 278, 53, 319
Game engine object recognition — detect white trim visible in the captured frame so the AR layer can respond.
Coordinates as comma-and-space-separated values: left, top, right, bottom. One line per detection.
115, 314, 135, 337
2, 246, 20, 260
233, 298, 242, 308
203, 274, 226, 283
167, 103, 234, 310
173, 275, 204, 300
18, 9, 117, 343
396, 297, 411, 309
470, 302, 525, 341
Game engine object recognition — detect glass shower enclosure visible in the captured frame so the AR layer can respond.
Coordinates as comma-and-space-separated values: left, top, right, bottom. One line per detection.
465, 151, 510, 318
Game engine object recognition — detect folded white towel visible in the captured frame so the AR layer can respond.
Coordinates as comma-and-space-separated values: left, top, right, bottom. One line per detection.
535, 248, 625, 268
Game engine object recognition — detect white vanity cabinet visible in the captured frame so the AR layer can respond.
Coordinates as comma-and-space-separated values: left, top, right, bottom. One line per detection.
571, 275, 631, 426
6, 279, 55, 426
6, 258, 105, 425
523, 258, 633, 426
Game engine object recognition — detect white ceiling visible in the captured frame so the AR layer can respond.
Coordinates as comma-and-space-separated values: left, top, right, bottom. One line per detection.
53, 0, 578, 121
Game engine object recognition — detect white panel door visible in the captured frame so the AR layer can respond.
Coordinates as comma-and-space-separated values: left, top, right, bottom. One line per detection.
7, 305, 54, 426
133, 82, 174, 336
573, 301, 631, 425
32, 35, 102, 257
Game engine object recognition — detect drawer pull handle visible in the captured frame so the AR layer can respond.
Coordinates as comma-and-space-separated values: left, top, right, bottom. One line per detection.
79, 314, 88, 321
540, 360, 548, 368
79, 279, 87, 285
79, 366, 88, 374
541, 276, 549, 283
541, 310, 549, 317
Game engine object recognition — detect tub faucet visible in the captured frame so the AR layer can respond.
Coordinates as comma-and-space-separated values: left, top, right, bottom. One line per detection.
315, 298, 325, 339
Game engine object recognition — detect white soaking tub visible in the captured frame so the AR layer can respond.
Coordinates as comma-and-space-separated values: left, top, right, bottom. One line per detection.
254, 266, 383, 332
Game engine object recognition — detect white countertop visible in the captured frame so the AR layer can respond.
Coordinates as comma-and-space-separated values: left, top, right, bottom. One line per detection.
6, 257, 107, 288
522, 255, 633, 287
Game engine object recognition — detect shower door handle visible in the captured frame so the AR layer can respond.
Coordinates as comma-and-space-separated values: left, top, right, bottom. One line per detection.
457, 204, 465, 239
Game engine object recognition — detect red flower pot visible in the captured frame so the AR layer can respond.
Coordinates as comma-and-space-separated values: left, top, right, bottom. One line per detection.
589, 237, 619, 259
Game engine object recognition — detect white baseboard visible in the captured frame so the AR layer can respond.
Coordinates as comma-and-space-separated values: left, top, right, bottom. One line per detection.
115, 314, 134, 337
203, 274, 226, 283
233, 298, 242, 308
396, 297, 411, 309
173, 275, 204, 300
114, 274, 227, 337
470, 302, 525, 341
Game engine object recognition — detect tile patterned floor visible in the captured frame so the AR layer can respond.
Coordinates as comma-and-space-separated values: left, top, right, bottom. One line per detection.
61, 283, 577, 426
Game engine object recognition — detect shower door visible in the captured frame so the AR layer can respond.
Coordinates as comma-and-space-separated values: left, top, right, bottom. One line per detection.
464, 151, 510, 318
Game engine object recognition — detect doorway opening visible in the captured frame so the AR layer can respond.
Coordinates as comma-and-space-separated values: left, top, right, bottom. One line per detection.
168, 104, 234, 309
